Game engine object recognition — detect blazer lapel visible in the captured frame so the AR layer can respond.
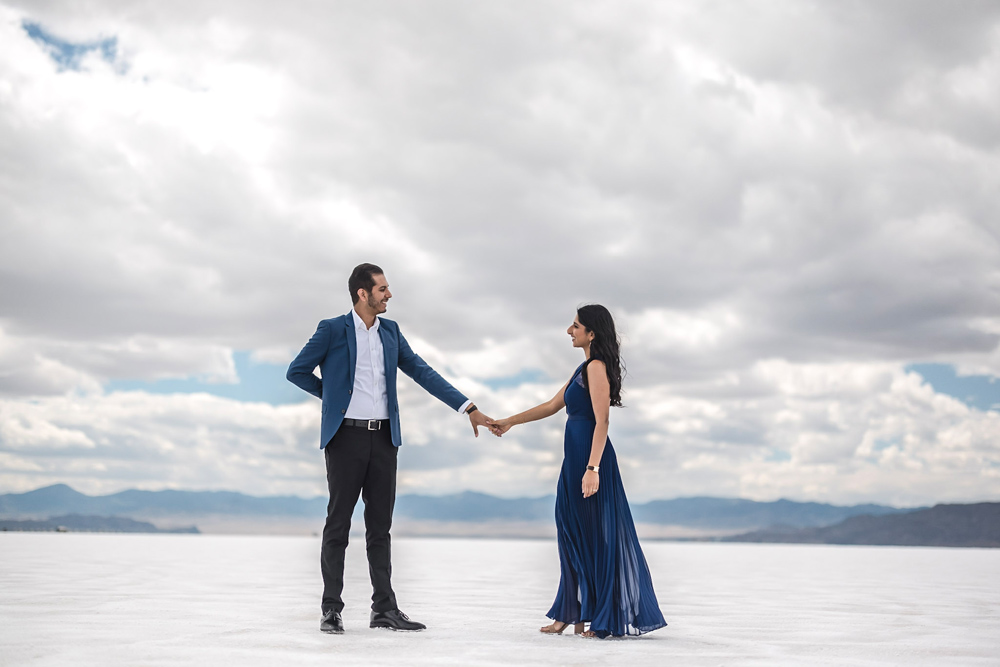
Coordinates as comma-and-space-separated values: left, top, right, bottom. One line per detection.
345, 312, 357, 385
378, 319, 397, 411
377, 318, 394, 368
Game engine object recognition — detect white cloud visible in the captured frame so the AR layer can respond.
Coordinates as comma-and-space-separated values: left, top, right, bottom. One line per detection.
0, 391, 323, 495
2, 358, 997, 506
1, 0, 999, 504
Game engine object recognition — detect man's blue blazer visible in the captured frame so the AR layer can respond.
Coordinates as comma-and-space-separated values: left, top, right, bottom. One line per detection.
286, 312, 468, 448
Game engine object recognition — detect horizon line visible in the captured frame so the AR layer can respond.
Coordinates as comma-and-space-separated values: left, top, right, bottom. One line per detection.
1, 482, 975, 509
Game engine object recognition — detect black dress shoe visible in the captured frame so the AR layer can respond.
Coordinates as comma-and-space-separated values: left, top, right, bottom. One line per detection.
320, 610, 344, 634
370, 609, 426, 631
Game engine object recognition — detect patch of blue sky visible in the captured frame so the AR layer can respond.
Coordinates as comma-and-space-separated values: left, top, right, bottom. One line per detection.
906, 363, 1000, 412
872, 437, 900, 452
479, 368, 550, 390
106, 352, 305, 405
22, 20, 119, 72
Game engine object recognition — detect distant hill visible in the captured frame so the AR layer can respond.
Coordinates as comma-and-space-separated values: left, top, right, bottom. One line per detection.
0, 484, 551, 523
0, 484, 327, 518
0, 514, 199, 534
630, 496, 913, 530
1, 484, 916, 534
397, 491, 553, 522
724, 503, 1000, 548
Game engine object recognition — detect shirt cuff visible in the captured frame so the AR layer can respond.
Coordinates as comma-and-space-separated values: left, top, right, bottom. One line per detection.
458, 399, 473, 415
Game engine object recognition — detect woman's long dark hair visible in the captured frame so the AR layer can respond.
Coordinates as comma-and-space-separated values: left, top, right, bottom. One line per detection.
577, 304, 625, 407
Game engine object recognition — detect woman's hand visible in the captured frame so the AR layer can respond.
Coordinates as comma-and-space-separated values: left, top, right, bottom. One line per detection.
582, 470, 600, 498
486, 417, 513, 436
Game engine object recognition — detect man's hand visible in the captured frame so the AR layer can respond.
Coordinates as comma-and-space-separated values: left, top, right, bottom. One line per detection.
469, 409, 494, 437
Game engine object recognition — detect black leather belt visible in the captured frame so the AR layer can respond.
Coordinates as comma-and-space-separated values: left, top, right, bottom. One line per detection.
342, 418, 389, 431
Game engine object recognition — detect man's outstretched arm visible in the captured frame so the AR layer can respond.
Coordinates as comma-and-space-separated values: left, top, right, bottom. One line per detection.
286, 320, 330, 400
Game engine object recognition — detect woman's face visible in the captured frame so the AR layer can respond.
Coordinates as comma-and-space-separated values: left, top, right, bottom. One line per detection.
567, 316, 594, 348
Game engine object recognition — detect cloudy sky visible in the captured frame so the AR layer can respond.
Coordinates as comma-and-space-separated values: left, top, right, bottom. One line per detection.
1, 0, 999, 506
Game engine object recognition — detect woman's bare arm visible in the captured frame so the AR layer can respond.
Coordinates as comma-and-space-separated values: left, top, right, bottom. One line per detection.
489, 380, 569, 434
582, 360, 610, 498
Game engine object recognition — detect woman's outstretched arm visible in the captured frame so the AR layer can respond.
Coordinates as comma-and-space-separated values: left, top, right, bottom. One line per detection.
488, 380, 570, 435
582, 360, 610, 498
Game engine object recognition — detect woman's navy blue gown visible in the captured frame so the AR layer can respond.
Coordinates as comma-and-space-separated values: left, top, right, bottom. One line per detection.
547, 361, 667, 638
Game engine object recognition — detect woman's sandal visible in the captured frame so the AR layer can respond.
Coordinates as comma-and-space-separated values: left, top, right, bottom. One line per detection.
579, 630, 598, 638
540, 621, 585, 634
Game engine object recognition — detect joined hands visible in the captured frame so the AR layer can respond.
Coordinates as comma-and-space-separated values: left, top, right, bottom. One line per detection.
467, 410, 510, 438
485, 417, 513, 437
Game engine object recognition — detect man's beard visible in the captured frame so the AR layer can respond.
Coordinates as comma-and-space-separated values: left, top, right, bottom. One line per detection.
367, 293, 382, 310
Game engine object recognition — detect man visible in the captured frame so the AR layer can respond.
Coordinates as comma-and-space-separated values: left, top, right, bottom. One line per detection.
287, 263, 494, 634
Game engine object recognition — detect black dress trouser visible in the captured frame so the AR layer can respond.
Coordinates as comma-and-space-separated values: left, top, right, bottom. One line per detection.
321, 424, 398, 614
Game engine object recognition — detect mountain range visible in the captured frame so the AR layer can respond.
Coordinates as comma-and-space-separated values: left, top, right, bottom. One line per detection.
3, 485, 994, 546
0, 483, 329, 517
1, 483, 916, 532
724, 503, 1000, 548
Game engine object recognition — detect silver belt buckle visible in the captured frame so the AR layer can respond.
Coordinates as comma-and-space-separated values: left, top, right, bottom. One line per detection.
367, 419, 379, 431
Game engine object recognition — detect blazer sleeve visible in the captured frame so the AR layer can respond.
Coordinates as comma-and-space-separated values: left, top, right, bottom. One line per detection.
396, 329, 468, 411
286, 320, 329, 400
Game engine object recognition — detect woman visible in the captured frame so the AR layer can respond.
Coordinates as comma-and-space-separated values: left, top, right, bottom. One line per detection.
489, 305, 666, 638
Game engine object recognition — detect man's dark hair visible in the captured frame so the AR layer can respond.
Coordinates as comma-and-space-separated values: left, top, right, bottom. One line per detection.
348, 263, 384, 304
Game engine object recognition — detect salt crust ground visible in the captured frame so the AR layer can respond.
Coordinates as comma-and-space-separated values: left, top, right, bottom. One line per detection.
1, 534, 997, 666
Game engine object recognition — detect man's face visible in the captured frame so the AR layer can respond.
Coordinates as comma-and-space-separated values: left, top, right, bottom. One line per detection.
364, 274, 391, 313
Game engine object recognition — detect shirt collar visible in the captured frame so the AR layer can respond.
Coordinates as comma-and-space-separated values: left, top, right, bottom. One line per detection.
351, 308, 379, 332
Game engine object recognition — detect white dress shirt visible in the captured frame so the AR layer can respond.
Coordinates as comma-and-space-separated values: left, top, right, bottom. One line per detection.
345, 309, 390, 420
345, 309, 473, 419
